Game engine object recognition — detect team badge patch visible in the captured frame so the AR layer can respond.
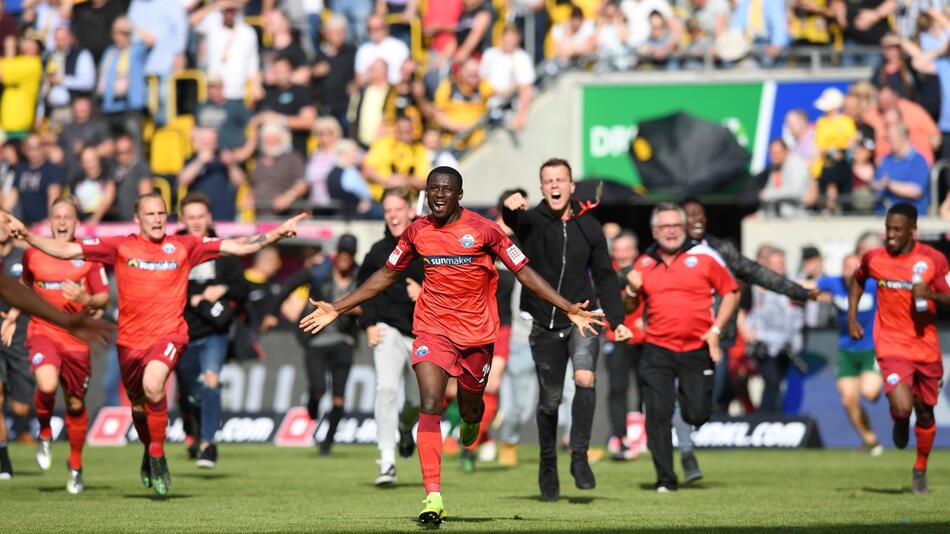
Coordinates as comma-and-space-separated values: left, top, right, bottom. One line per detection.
415, 345, 430, 357
32, 353, 44, 365
886, 373, 900, 386
389, 246, 403, 265
460, 234, 475, 248
162, 243, 176, 254
684, 256, 698, 268
506, 244, 526, 265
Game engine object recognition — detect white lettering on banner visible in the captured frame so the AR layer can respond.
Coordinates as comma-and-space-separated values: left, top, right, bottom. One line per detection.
589, 125, 637, 158
216, 417, 273, 443
687, 421, 809, 448
220, 363, 245, 411
245, 364, 266, 412
274, 365, 295, 412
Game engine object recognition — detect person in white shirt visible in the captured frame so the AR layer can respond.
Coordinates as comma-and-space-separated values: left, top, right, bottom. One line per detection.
620, 0, 683, 50
355, 14, 410, 85
197, 1, 261, 102
551, 6, 596, 68
479, 26, 536, 130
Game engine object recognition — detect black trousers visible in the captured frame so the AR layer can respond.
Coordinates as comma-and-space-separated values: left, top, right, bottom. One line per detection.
755, 353, 790, 414
639, 343, 714, 489
304, 342, 354, 419
606, 342, 643, 439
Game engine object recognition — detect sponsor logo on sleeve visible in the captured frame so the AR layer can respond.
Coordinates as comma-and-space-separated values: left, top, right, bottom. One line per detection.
82, 238, 100, 246
388, 246, 403, 265
506, 244, 526, 265
202, 236, 220, 243
31, 353, 44, 365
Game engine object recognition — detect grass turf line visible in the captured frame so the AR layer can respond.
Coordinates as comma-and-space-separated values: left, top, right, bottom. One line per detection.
0, 444, 946, 533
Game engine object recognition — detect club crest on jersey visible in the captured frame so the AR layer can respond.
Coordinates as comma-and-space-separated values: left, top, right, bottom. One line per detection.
684, 256, 698, 268
162, 243, 176, 254
913, 261, 928, 275
460, 234, 475, 248
32, 353, 44, 365
415, 345, 430, 357
9, 263, 22, 277
886, 373, 900, 386
639, 257, 654, 268
72, 259, 85, 267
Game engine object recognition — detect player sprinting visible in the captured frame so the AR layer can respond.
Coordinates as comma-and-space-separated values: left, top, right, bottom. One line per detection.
8, 193, 305, 497
299, 168, 604, 523
21, 198, 111, 493
848, 203, 945, 494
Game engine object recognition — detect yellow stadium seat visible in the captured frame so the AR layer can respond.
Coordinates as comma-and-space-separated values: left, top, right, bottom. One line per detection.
150, 128, 186, 175
166, 115, 195, 158
152, 176, 173, 212
236, 182, 255, 223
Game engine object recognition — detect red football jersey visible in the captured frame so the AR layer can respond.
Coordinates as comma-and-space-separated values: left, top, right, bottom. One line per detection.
387, 208, 528, 346
22, 247, 109, 353
854, 242, 950, 363
79, 234, 222, 349
634, 243, 738, 352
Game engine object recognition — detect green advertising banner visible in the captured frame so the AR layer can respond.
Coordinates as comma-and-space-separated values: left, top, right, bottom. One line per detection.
581, 83, 765, 190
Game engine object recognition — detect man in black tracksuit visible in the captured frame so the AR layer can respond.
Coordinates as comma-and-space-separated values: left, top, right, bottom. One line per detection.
177, 193, 249, 468
502, 158, 629, 501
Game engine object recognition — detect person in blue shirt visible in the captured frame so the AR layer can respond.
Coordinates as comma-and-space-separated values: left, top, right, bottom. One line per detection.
873, 123, 931, 216
817, 253, 882, 455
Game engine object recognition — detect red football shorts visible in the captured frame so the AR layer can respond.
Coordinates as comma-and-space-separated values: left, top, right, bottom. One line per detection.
878, 357, 945, 406
118, 338, 187, 400
27, 335, 91, 398
494, 325, 512, 361
412, 333, 493, 394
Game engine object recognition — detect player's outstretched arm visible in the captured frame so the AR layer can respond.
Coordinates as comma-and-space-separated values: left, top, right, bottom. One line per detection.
7, 214, 83, 259
514, 265, 605, 337
219, 212, 308, 256
299, 266, 401, 334
847, 276, 866, 340
0, 276, 113, 350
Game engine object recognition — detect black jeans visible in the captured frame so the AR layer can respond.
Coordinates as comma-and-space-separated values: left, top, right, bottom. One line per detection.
606, 341, 643, 439
530, 323, 599, 461
755, 352, 790, 414
304, 342, 354, 419
639, 343, 714, 489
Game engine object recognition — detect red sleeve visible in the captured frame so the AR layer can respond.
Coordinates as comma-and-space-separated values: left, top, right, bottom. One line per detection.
21, 248, 34, 285
707, 257, 738, 296
180, 234, 223, 266
386, 224, 420, 271
484, 220, 528, 273
85, 262, 110, 294
925, 246, 950, 294
79, 236, 123, 265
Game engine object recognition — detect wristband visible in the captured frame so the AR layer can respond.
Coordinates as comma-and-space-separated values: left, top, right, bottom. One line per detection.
625, 286, 638, 298
710, 325, 722, 335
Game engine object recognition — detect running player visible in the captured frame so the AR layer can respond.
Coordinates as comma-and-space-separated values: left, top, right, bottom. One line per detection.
23, 198, 110, 493
849, 203, 946, 494
8, 193, 305, 496
299, 167, 604, 523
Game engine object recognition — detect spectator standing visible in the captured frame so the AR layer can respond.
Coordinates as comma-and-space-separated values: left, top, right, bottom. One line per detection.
729, 0, 789, 67
43, 26, 96, 129
257, 57, 317, 158
872, 34, 941, 121
349, 58, 391, 148
813, 87, 856, 212
509, 0, 549, 64
198, 0, 261, 104
375, 0, 419, 48
23, 0, 67, 51
784, 109, 818, 168
72, 146, 116, 225
364, 116, 429, 197
357, 187, 424, 485
621, 0, 681, 51
873, 123, 931, 215
433, 58, 493, 146
479, 26, 535, 131
3, 134, 64, 225
178, 127, 246, 221
311, 15, 356, 132
69, 0, 125, 63
109, 134, 152, 221
682, 0, 730, 67
196, 75, 252, 151
453, 0, 492, 64
864, 85, 940, 165
128, 0, 188, 124
624, 203, 739, 492
740, 247, 804, 414
57, 96, 114, 182
383, 58, 427, 140
247, 122, 306, 215
502, 159, 630, 501
0, 34, 43, 138
637, 10, 680, 69
97, 17, 148, 149
260, 9, 309, 86
594, 1, 631, 70
788, 0, 835, 45
328, 0, 373, 45
757, 139, 811, 216
355, 14, 410, 85
832, 0, 894, 64
176, 192, 249, 469
304, 117, 343, 209
551, 6, 597, 69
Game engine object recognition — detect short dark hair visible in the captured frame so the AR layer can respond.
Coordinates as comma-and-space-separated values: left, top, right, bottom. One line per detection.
180, 191, 211, 212
497, 188, 528, 213
427, 166, 463, 190
680, 196, 702, 208
539, 158, 572, 182
886, 202, 918, 225
134, 192, 166, 214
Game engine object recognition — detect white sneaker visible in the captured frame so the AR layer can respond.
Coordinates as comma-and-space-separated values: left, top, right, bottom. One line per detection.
869, 443, 884, 457
656, 486, 673, 494
35, 439, 52, 471
66, 468, 84, 494
478, 440, 497, 462
374, 462, 396, 486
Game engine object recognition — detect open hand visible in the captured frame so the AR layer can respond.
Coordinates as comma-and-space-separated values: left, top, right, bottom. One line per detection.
298, 299, 340, 334
0, 311, 16, 347
566, 300, 606, 338
614, 324, 633, 342
62, 280, 90, 305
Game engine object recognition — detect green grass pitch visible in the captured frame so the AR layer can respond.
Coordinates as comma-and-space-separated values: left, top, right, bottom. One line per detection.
0, 443, 947, 532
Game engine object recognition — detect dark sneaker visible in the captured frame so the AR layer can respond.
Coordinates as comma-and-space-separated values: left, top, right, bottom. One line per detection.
186, 441, 199, 460
0, 447, 13, 480
196, 444, 218, 469
319, 440, 332, 456
681, 452, 704, 484
140, 452, 151, 488
398, 429, 416, 458
912, 469, 928, 495
893, 419, 910, 449
570, 452, 596, 490
148, 455, 171, 497
539, 460, 559, 501
459, 448, 475, 473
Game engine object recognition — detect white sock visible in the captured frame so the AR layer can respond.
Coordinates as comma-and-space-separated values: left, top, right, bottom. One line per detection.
380, 448, 396, 466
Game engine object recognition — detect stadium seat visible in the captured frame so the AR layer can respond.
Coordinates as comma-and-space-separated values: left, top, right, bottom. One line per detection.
236, 182, 255, 223
152, 176, 174, 213
150, 128, 186, 176
169, 69, 208, 119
